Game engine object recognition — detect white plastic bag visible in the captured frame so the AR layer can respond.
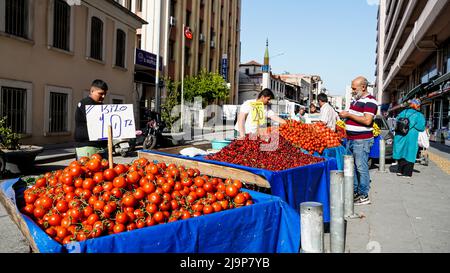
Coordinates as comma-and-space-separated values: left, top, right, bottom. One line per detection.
418, 131, 430, 149
179, 147, 207, 158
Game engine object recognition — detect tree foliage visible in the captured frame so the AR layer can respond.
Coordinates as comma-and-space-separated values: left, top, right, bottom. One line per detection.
161, 78, 180, 130
183, 70, 229, 106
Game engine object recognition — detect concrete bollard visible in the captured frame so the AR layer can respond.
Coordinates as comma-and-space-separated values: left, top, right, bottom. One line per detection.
379, 138, 386, 173
300, 202, 324, 253
330, 171, 345, 253
344, 155, 355, 218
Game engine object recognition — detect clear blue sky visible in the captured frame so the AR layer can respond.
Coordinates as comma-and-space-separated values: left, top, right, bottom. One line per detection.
240, 0, 379, 96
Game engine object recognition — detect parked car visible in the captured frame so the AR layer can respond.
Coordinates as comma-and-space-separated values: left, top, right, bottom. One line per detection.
373, 115, 394, 159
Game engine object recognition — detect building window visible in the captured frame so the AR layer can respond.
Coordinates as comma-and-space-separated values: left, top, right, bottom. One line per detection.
137, 34, 142, 49
90, 17, 103, 60
186, 10, 191, 26
198, 53, 203, 72
444, 42, 450, 73
0, 86, 27, 134
136, 0, 142, 13
170, 0, 176, 17
185, 47, 190, 67
125, 0, 132, 10
115, 29, 126, 67
112, 99, 124, 104
49, 92, 68, 133
420, 54, 438, 84
53, 0, 70, 51
5, 0, 28, 38
169, 40, 175, 61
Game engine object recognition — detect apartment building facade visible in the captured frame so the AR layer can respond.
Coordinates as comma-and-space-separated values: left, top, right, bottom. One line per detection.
0, 0, 146, 145
375, 0, 450, 143
118, 0, 241, 115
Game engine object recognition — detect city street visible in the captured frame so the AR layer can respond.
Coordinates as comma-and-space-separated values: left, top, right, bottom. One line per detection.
1, 141, 449, 253
1, 0, 449, 257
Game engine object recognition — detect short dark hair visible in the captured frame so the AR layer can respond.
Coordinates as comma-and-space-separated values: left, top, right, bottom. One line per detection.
318, 93, 328, 103
91, 79, 109, 92
258, 88, 275, 100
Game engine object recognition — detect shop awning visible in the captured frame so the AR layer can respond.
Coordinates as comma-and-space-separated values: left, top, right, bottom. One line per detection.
402, 83, 427, 103
433, 71, 450, 86
426, 71, 450, 92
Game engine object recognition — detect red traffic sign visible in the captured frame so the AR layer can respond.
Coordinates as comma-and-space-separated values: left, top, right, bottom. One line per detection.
184, 27, 193, 40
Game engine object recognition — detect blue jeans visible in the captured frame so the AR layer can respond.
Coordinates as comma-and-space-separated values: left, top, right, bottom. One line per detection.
346, 138, 374, 197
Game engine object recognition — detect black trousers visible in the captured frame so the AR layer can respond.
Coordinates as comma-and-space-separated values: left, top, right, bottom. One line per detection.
398, 159, 414, 177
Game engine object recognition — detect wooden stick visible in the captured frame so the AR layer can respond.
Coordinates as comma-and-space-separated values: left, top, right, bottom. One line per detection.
108, 125, 113, 169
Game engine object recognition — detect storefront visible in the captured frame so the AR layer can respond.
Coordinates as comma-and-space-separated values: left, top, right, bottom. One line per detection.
134, 48, 163, 128
422, 77, 450, 145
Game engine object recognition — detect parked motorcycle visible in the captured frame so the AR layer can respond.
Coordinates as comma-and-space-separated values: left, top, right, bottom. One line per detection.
141, 110, 165, 150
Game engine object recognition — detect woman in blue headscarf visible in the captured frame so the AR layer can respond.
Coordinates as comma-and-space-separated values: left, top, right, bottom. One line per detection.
393, 99, 426, 178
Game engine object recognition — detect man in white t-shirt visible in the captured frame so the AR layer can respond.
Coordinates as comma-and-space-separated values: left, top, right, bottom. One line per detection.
318, 93, 339, 131
235, 89, 287, 138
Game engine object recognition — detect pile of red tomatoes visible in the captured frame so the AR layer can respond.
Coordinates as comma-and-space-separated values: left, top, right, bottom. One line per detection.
20, 154, 253, 244
279, 121, 343, 154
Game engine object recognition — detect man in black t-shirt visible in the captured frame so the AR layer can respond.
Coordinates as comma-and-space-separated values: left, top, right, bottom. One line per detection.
74, 79, 108, 160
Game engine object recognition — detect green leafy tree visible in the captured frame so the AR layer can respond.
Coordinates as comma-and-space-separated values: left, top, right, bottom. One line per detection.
183, 70, 229, 107
0, 116, 20, 150
161, 78, 181, 130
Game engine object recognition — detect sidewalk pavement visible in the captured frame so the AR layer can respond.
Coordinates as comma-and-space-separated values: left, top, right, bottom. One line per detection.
343, 145, 450, 253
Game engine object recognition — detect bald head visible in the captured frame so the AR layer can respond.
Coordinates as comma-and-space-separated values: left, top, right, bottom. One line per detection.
352, 76, 369, 88
351, 76, 369, 99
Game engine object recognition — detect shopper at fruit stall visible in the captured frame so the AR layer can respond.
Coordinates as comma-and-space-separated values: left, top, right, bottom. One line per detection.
74, 79, 109, 160
339, 76, 378, 206
235, 89, 287, 139
393, 99, 426, 178
292, 105, 306, 123
317, 93, 340, 131
306, 103, 321, 123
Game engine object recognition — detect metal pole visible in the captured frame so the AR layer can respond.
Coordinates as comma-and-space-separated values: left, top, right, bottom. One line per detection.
330, 170, 345, 253
181, 23, 185, 131
379, 138, 386, 172
344, 155, 358, 219
300, 202, 324, 253
155, 0, 162, 113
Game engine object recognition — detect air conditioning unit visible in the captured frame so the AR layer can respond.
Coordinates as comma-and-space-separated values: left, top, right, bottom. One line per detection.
210, 40, 215, 48
169, 16, 176, 27
199, 33, 205, 42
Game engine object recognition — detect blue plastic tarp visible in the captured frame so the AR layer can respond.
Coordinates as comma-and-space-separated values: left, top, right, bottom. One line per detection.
0, 178, 301, 253
311, 146, 346, 171
142, 150, 336, 223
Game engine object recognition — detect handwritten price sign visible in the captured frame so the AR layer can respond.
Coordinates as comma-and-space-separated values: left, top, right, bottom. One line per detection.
86, 104, 136, 141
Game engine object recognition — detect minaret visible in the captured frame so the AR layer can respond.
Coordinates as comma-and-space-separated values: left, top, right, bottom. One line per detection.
263, 39, 270, 73
262, 38, 271, 89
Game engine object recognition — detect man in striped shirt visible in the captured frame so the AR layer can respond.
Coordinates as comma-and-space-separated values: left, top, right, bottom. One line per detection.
339, 76, 378, 206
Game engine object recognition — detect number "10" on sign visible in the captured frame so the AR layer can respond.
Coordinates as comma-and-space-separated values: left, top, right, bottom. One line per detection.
99, 114, 134, 139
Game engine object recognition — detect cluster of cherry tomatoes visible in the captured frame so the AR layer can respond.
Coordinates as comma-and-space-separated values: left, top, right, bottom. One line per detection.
206, 132, 324, 171
279, 121, 343, 154
20, 154, 253, 244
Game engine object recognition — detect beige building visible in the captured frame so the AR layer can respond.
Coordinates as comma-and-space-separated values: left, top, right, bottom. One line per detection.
118, 0, 242, 111
375, 0, 450, 143
0, 0, 146, 146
